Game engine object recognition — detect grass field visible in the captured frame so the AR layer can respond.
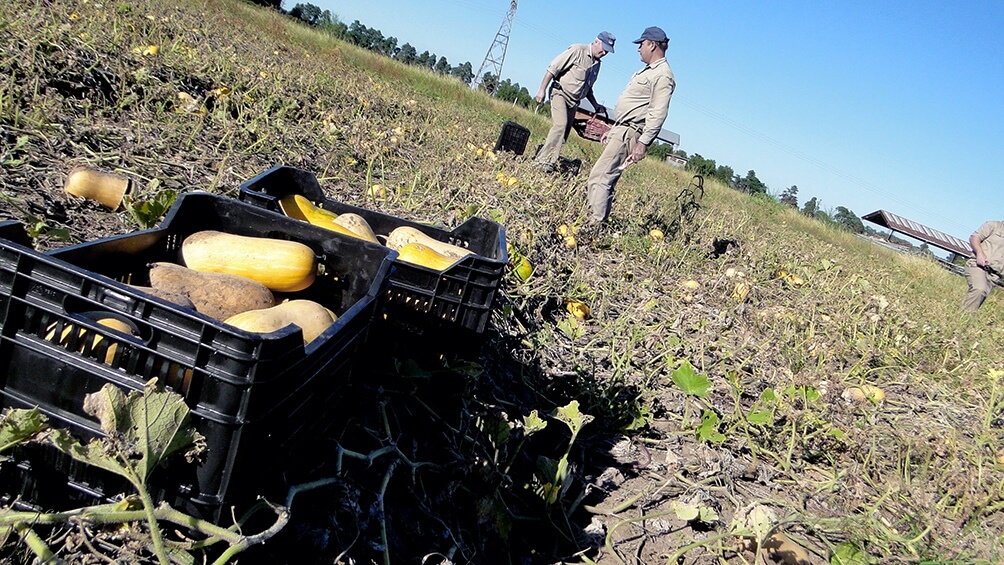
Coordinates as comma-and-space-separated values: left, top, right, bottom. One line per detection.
2, 0, 1003, 563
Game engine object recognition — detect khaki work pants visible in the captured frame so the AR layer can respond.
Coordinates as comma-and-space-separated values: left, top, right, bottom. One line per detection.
585, 125, 641, 225
962, 260, 998, 311
535, 89, 576, 166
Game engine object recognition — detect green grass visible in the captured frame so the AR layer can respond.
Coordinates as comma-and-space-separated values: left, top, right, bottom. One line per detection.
2, 0, 1003, 563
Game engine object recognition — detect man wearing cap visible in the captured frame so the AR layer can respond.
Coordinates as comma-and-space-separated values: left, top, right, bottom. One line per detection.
533, 32, 615, 173
962, 220, 1004, 311
583, 26, 675, 227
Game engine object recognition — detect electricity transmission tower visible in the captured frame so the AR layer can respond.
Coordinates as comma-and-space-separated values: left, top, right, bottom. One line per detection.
472, 0, 517, 94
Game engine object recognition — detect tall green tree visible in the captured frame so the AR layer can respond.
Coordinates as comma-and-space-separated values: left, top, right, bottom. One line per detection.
713, 165, 734, 185
395, 43, 418, 65
346, 20, 366, 45
833, 206, 864, 233
479, 72, 499, 93
802, 197, 820, 218
377, 36, 398, 57
251, 0, 281, 9
318, 14, 346, 38
685, 154, 717, 177
736, 170, 767, 195
451, 62, 474, 85
290, 3, 322, 25
434, 56, 451, 74
779, 185, 798, 208
645, 141, 674, 160
494, 78, 533, 107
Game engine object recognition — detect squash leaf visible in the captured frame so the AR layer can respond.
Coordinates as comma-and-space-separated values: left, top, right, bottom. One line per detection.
733, 503, 777, 545
534, 455, 561, 504
554, 400, 592, 437
699, 505, 720, 523
746, 409, 774, 426
671, 500, 699, 521
784, 384, 820, 403
522, 410, 548, 435
672, 360, 710, 398
830, 541, 873, 565
0, 408, 49, 455
124, 188, 177, 229
47, 380, 205, 488
696, 410, 725, 443
672, 496, 720, 524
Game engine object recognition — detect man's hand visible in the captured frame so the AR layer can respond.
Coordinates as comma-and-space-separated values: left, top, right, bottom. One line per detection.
534, 90, 546, 104
628, 141, 647, 163
976, 252, 988, 268
615, 140, 649, 171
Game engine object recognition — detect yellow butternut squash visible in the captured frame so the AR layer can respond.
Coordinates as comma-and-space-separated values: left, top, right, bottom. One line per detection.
279, 194, 338, 223
181, 230, 316, 293
385, 226, 472, 259
278, 194, 371, 241
223, 299, 337, 345
396, 242, 460, 271
331, 212, 379, 243
45, 315, 195, 393
64, 168, 131, 210
45, 316, 135, 364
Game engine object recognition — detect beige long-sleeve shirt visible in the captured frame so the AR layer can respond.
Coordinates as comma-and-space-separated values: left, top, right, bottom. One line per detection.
612, 57, 675, 146
972, 220, 1004, 273
546, 44, 602, 104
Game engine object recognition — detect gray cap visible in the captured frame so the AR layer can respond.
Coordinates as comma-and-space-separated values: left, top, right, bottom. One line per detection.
597, 31, 616, 53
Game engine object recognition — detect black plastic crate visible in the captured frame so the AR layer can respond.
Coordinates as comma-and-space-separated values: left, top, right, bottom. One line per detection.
238, 165, 507, 336
0, 220, 31, 247
0, 193, 395, 521
494, 120, 530, 155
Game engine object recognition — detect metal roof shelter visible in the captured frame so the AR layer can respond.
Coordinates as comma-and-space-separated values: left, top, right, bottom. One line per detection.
861, 210, 973, 258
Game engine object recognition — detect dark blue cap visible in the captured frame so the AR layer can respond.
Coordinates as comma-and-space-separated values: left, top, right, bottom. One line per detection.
633, 26, 668, 44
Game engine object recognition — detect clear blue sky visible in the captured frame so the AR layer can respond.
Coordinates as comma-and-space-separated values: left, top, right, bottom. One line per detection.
311, 0, 1003, 243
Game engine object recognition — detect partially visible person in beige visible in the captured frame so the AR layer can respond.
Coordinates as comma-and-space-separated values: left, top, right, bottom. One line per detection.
533, 32, 614, 172
962, 220, 1004, 311
584, 26, 675, 226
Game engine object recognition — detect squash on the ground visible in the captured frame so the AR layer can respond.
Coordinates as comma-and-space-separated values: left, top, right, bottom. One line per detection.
148, 262, 275, 320
181, 230, 316, 292
64, 168, 130, 210
385, 226, 472, 259
223, 299, 337, 345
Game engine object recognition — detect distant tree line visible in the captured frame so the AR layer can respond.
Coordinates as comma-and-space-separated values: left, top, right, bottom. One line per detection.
248, 0, 282, 9
679, 151, 882, 236
276, 2, 526, 93
273, 2, 499, 88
